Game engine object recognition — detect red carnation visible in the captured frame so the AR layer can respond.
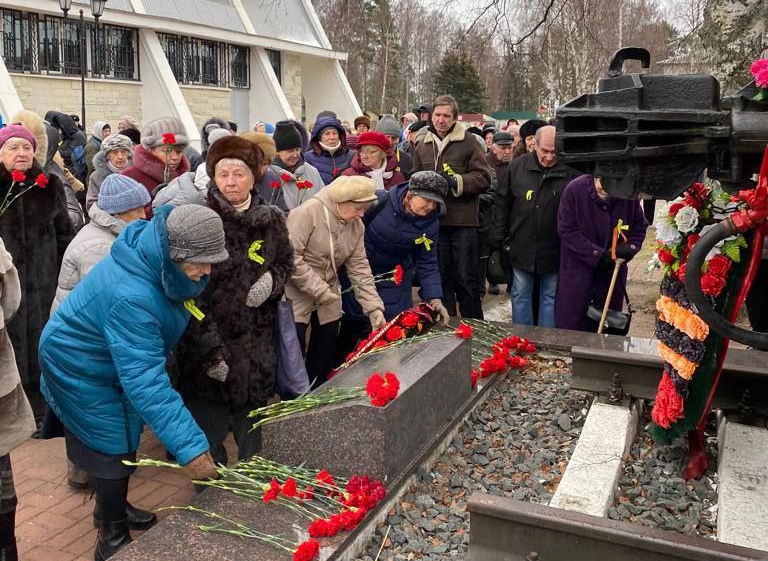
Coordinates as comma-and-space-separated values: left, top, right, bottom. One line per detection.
293, 538, 320, 561
651, 372, 685, 429
162, 133, 176, 145
332, 167, 341, 175
315, 470, 336, 488
455, 323, 472, 339
298, 180, 313, 189
392, 264, 404, 286
365, 372, 400, 406
271, 180, 281, 189
308, 518, 333, 537
706, 254, 732, 278
668, 202, 684, 216
297, 486, 315, 500
701, 272, 726, 297
677, 262, 687, 283
400, 311, 420, 329
657, 247, 674, 265
385, 325, 405, 342
35, 174, 48, 188
502, 336, 521, 348
282, 477, 298, 497
686, 234, 700, 251
281, 173, 292, 182
10, 170, 25, 183
262, 478, 281, 503
523, 342, 537, 353
471, 369, 479, 387
372, 340, 388, 349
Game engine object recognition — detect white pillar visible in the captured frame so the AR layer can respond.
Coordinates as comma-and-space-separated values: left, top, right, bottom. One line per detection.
138, 29, 201, 150
248, 48, 295, 127
0, 58, 24, 124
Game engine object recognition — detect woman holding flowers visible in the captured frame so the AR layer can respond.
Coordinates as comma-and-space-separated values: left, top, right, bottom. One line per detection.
175, 136, 294, 466
0, 124, 73, 421
286, 176, 386, 386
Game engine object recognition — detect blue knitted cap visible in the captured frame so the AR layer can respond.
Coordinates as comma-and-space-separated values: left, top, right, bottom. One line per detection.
98, 174, 151, 214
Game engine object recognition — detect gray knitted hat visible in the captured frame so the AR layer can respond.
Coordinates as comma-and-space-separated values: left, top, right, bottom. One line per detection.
408, 171, 449, 215
140, 117, 189, 149
376, 115, 402, 138
98, 174, 151, 214
166, 204, 229, 264
101, 133, 134, 156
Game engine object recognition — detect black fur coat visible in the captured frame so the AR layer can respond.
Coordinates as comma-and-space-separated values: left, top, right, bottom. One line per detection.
0, 162, 74, 413
176, 185, 294, 407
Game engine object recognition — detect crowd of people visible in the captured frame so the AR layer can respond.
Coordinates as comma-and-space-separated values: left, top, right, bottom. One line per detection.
0, 95, 649, 560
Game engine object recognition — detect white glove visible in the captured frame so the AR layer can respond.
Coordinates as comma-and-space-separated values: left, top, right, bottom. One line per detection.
429, 299, 450, 325
368, 310, 386, 330
246, 272, 273, 308
206, 359, 229, 382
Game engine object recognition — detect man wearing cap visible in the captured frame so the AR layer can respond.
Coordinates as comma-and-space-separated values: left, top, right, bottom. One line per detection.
40, 204, 227, 560
0, 124, 74, 421
269, 121, 325, 211
490, 125, 579, 327
376, 115, 413, 179
121, 117, 192, 217
86, 133, 134, 211
412, 94, 492, 320
417, 104, 432, 122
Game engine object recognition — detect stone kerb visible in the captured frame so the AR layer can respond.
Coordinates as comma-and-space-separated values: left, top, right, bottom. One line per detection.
261, 334, 471, 482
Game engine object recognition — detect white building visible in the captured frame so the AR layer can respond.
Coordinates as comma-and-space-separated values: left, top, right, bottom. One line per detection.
0, 0, 361, 146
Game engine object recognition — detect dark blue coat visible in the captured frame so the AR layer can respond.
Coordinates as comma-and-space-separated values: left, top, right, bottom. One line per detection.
39, 205, 210, 465
342, 182, 442, 320
304, 117, 353, 184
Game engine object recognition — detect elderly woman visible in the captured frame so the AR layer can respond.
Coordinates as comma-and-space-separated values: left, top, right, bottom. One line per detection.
286, 176, 386, 385
174, 136, 294, 466
304, 116, 353, 185
86, 134, 134, 210
342, 131, 406, 191
0, 237, 37, 561
39, 204, 225, 561
0, 125, 74, 422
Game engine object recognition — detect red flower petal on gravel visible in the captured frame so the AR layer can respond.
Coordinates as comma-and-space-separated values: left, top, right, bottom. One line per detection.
293, 538, 320, 561
454, 323, 472, 339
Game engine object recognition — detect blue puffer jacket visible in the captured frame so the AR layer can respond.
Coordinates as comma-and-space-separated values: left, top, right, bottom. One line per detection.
39, 205, 210, 465
342, 182, 442, 320
304, 117, 353, 185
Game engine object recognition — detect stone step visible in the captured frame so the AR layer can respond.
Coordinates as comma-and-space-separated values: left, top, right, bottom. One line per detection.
549, 399, 639, 517
717, 419, 768, 552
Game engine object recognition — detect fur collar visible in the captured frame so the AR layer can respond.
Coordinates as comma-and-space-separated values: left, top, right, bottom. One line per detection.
206, 183, 271, 226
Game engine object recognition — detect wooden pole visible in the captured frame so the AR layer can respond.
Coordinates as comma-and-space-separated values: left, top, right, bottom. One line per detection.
597, 258, 625, 334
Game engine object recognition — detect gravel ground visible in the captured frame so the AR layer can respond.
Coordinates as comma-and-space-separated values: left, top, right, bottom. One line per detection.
612, 407, 718, 538
355, 355, 592, 560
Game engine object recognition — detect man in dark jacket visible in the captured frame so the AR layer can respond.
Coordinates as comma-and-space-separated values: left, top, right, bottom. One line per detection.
490, 125, 578, 327
412, 95, 492, 319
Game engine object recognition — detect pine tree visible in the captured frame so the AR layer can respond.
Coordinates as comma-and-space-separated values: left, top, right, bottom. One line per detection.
432, 53, 487, 113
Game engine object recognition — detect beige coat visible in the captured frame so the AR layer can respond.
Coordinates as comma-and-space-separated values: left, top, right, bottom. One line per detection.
285, 189, 384, 325
0, 236, 36, 456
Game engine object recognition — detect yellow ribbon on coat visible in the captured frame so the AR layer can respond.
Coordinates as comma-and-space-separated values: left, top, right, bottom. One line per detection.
184, 299, 206, 321
442, 163, 455, 176
248, 240, 265, 265
415, 234, 433, 251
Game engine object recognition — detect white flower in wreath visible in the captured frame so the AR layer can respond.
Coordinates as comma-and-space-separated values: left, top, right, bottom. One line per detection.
674, 205, 699, 234
654, 217, 682, 245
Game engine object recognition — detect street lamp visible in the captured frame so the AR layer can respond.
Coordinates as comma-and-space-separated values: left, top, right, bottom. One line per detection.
57, 0, 108, 131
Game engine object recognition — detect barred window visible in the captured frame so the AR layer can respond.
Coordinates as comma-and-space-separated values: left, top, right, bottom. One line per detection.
0, 9, 138, 80
266, 48, 281, 85
159, 33, 249, 89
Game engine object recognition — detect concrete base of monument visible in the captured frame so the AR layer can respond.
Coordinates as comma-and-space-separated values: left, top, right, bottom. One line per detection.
112, 334, 498, 561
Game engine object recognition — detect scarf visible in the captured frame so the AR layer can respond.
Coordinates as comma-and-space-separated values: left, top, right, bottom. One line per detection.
106, 160, 126, 174
319, 141, 340, 155
365, 159, 392, 192
232, 193, 252, 213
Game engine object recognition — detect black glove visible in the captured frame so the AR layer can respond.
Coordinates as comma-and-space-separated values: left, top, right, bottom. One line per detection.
440, 172, 459, 192
598, 250, 614, 269
614, 243, 635, 260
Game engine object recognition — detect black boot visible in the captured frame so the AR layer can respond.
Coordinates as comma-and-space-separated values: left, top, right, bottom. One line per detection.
0, 510, 18, 561
93, 519, 132, 561
93, 502, 157, 530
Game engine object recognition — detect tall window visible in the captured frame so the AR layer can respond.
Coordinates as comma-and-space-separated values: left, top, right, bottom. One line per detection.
266, 48, 281, 85
159, 33, 249, 89
0, 9, 138, 80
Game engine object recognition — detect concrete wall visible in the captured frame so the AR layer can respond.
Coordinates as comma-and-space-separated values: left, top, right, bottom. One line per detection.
301, 54, 361, 123
180, 86, 231, 129
9, 74, 141, 127
282, 53, 303, 121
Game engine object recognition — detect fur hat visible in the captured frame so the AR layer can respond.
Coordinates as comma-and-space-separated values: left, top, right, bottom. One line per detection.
11, 110, 47, 163
354, 115, 371, 130
101, 133, 134, 156
327, 176, 377, 203
376, 115, 402, 138
401, 112, 418, 125
98, 174, 151, 214
166, 204, 229, 264
206, 135, 264, 181
519, 119, 547, 141
408, 171, 449, 215
141, 117, 189, 149
356, 131, 391, 153
272, 121, 303, 152
118, 115, 139, 131
121, 127, 141, 145
240, 131, 276, 162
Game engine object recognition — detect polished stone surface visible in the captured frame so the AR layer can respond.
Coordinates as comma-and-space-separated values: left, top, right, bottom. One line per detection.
261, 335, 472, 482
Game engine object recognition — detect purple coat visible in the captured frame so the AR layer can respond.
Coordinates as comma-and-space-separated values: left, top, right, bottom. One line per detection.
554, 175, 648, 331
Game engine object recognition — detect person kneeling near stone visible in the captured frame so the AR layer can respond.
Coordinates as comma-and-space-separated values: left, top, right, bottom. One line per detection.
285, 176, 386, 386
39, 204, 226, 561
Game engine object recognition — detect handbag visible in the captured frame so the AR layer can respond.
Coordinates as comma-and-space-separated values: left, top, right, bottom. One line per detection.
274, 300, 311, 397
586, 284, 633, 336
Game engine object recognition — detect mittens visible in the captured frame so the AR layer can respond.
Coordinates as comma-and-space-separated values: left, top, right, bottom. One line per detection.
246, 272, 273, 308
206, 359, 229, 382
